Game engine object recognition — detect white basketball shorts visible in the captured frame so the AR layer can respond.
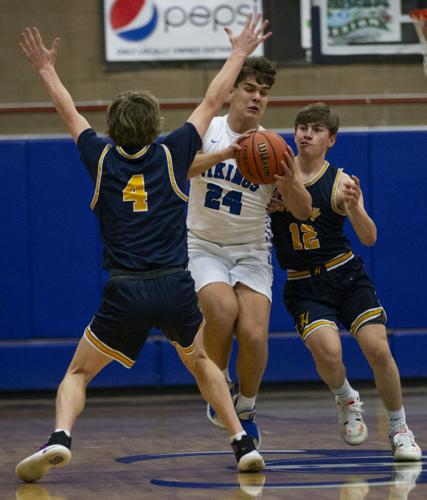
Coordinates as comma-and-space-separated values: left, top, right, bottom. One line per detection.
187, 232, 273, 302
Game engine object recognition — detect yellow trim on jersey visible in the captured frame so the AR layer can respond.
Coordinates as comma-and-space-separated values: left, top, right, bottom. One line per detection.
288, 251, 354, 280
350, 307, 385, 336
301, 320, 338, 341
90, 143, 112, 210
304, 161, 329, 187
325, 251, 354, 270
161, 144, 188, 202
288, 269, 311, 280
331, 168, 347, 215
84, 326, 134, 368
116, 145, 150, 159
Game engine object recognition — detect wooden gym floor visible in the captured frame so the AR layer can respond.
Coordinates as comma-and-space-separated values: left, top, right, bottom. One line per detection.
1, 383, 426, 500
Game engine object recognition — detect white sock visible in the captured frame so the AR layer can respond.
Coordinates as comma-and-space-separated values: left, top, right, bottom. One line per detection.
388, 407, 406, 435
222, 367, 232, 385
235, 394, 256, 414
54, 428, 71, 437
331, 379, 357, 401
230, 431, 247, 442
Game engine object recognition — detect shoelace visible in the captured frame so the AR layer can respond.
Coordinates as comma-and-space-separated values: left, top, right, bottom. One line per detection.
346, 400, 365, 415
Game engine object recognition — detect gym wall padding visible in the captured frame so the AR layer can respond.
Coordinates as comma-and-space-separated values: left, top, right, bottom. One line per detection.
0, 129, 426, 390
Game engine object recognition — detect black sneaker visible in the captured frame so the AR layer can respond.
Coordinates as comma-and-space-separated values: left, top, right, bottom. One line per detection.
16, 431, 72, 483
231, 435, 265, 472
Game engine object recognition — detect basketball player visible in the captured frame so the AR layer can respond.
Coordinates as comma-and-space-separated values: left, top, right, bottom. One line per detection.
15, 18, 271, 482
186, 56, 312, 448
271, 102, 421, 461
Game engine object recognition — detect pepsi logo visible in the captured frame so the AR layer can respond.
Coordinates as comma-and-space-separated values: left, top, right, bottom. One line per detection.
110, 0, 158, 42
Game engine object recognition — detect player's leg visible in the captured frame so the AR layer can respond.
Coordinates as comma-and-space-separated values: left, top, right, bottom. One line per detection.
198, 282, 238, 374
356, 324, 421, 461
16, 276, 145, 483
227, 242, 273, 448
55, 336, 112, 431
175, 326, 264, 472
161, 270, 264, 472
188, 238, 238, 379
16, 337, 112, 483
233, 283, 270, 449
304, 326, 368, 446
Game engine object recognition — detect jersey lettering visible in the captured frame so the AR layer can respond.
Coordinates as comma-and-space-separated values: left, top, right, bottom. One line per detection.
201, 164, 260, 192
213, 164, 226, 179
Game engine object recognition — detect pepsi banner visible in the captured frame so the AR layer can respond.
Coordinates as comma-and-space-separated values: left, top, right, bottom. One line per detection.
103, 0, 264, 62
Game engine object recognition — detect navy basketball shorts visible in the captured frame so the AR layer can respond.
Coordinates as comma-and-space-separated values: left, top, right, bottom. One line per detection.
84, 270, 203, 368
284, 256, 386, 342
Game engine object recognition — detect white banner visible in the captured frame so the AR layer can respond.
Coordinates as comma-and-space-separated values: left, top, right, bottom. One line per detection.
104, 0, 264, 62
317, 0, 423, 55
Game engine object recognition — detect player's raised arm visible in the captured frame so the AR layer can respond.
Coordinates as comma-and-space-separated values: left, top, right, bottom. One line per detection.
19, 27, 90, 143
188, 14, 271, 139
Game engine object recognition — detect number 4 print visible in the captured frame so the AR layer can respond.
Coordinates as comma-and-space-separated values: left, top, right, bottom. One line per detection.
123, 174, 148, 212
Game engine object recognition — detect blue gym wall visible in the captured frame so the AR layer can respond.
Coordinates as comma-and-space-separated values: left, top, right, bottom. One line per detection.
0, 130, 426, 390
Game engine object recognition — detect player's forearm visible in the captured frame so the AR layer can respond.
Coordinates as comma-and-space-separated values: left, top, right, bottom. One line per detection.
203, 50, 247, 114
348, 206, 377, 246
38, 66, 88, 140
277, 182, 312, 220
39, 67, 77, 123
188, 150, 235, 178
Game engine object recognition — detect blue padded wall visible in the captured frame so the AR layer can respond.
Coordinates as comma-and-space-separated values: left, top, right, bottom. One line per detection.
0, 140, 32, 340
0, 129, 426, 390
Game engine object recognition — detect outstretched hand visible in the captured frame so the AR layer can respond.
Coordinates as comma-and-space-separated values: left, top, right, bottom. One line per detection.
342, 175, 362, 212
20, 27, 59, 72
224, 14, 272, 56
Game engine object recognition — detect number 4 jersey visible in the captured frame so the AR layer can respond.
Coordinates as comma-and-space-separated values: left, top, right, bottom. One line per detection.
77, 123, 201, 271
187, 115, 274, 245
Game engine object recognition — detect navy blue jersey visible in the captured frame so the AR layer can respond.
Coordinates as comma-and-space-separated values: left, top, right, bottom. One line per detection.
272, 162, 352, 270
77, 123, 202, 271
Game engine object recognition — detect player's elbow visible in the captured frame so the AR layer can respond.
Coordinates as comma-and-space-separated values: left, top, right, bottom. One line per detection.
360, 232, 377, 246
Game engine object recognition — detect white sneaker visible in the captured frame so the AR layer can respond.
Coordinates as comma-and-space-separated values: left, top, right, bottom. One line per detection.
390, 425, 422, 461
16, 444, 71, 483
336, 392, 368, 446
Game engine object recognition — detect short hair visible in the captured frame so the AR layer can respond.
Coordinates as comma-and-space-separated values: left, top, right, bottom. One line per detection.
106, 90, 162, 147
234, 56, 276, 89
294, 103, 340, 135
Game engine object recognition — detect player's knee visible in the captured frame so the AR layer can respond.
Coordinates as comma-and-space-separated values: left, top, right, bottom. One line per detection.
64, 365, 95, 385
313, 344, 342, 367
238, 329, 267, 352
364, 342, 393, 367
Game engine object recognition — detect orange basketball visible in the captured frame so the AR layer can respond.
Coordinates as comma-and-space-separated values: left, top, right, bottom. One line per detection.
236, 130, 287, 184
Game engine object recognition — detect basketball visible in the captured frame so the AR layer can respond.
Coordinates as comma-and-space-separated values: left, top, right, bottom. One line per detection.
236, 130, 287, 184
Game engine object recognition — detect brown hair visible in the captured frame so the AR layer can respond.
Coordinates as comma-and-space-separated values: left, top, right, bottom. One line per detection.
234, 56, 276, 88
295, 102, 340, 135
106, 90, 162, 147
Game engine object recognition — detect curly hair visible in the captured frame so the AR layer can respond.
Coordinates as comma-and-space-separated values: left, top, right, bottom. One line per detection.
234, 56, 276, 88
295, 103, 340, 135
106, 90, 162, 147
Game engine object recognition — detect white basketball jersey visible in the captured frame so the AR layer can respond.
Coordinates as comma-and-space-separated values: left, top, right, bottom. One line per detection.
187, 115, 274, 245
